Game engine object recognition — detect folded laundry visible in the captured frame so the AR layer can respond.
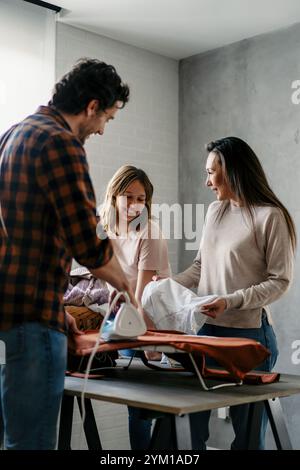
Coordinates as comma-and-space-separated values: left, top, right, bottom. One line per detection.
64, 266, 109, 311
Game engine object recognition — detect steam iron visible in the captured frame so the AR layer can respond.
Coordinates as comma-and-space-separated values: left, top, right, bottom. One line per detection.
101, 292, 147, 341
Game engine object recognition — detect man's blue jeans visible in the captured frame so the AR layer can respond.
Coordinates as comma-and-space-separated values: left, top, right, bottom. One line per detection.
190, 312, 279, 450
0, 322, 67, 449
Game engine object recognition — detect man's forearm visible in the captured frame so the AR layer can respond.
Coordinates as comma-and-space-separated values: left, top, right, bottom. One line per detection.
90, 254, 136, 306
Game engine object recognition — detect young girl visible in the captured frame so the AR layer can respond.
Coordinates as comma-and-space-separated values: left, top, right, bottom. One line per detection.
100, 165, 171, 449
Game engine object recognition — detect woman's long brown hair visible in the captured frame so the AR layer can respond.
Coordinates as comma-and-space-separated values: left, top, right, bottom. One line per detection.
206, 137, 296, 252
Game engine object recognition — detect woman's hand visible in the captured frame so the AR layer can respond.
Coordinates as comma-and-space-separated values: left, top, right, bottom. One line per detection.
199, 298, 227, 319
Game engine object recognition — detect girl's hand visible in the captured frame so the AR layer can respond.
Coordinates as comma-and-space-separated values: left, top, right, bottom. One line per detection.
199, 298, 227, 319
152, 275, 169, 282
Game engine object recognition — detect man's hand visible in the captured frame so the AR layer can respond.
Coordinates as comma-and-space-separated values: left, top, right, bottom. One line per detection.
199, 298, 227, 319
109, 288, 137, 309
66, 312, 84, 335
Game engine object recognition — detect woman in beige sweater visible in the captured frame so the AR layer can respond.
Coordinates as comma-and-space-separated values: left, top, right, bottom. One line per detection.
173, 136, 296, 450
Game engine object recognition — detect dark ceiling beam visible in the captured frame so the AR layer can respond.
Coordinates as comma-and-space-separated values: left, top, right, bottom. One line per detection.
23, 0, 61, 13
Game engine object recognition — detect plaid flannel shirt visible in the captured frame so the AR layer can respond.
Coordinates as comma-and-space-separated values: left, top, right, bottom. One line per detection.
0, 106, 113, 333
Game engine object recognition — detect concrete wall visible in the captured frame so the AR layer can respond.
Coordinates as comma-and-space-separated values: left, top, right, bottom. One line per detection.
179, 23, 300, 449
56, 22, 179, 449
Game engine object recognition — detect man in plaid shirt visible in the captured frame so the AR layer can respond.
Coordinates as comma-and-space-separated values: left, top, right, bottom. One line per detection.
0, 59, 134, 449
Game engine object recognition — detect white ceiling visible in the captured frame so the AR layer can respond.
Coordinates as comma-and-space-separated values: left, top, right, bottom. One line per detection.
56, 0, 300, 59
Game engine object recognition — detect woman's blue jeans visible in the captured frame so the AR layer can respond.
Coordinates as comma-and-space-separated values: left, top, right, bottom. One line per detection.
0, 322, 67, 449
190, 312, 278, 450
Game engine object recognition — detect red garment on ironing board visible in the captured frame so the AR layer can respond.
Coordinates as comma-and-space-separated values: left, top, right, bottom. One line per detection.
68, 329, 279, 383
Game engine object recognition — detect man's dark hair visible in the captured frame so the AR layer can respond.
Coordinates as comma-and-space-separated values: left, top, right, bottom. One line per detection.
49, 58, 130, 114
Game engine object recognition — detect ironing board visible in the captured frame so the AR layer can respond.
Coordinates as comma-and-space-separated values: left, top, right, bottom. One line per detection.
68, 330, 279, 391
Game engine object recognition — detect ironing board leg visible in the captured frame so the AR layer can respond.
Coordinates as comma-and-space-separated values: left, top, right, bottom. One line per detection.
246, 398, 293, 450
77, 397, 102, 450
265, 398, 293, 449
58, 395, 74, 449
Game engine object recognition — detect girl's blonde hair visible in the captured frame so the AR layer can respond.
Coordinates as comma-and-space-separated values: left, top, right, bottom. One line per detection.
100, 165, 153, 233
